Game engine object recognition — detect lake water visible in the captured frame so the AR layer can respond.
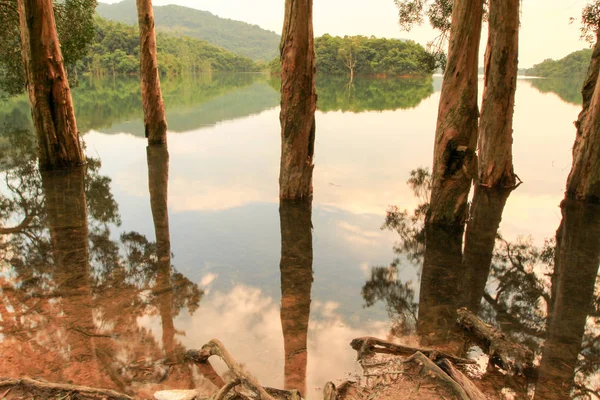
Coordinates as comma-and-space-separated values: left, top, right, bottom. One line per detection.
0, 73, 595, 399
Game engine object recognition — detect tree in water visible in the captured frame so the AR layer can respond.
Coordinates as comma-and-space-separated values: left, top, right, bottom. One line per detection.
136, 0, 168, 144
17, 0, 85, 170
279, 0, 317, 200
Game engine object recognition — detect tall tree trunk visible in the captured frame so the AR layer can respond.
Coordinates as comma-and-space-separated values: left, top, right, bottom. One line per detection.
535, 200, 600, 399
279, 0, 317, 200
461, 187, 511, 311
478, 0, 519, 188
427, 0, 484, 226
147, 145, 175, 356
279, 199, 313, 397
17, 0, 85, 170
566, 37, 600, 202
136, 0, 168, 145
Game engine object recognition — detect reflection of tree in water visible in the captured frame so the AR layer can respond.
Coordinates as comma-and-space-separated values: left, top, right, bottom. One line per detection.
529, 77, 584, 106
0, 129, 202, 393
362, 168, 600, 398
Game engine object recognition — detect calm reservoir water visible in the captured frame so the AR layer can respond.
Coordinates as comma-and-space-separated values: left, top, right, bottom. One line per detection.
0, 73, 595, 399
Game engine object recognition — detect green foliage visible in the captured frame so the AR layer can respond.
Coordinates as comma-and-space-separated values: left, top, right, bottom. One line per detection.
529, 77, 584, 106
524, 49, 593, 79
0, 0, 97, 96
311, 34, 438, 77
96, 0, 279, 61
80, 18, 261, 77
576, 1, 600, 43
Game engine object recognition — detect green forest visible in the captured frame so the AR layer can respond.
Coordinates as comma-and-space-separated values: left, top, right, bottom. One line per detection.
96, 0, 280, 61
270, 34, 439, 77
80, 18, 261, 76
524, 48, 593, 78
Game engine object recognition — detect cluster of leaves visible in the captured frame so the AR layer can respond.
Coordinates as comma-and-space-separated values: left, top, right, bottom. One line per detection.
96, 0, 279, 62
524, 48, 593, 79
79, 17, 262, 77
394, 0, 453, 34
576, 1, 600, 43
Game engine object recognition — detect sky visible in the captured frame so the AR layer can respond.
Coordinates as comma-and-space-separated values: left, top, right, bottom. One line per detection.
101, 0, 592, 68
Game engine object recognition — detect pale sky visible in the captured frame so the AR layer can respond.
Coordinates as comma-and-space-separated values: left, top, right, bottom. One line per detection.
102, 0, 592, 68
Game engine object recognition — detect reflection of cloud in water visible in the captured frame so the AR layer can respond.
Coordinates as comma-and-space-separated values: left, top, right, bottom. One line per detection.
140, 284, 388, 400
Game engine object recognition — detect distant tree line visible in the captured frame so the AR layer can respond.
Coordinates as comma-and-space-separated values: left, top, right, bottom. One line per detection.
524, 48, 593, 78
79, 18, 262, 77
270, 34, 442, 78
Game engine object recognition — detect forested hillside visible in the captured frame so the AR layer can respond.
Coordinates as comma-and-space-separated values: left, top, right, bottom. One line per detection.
79, 18, 260, 76
270, 35, 438, 77
96, 0, 279, 61
524, 48, 592, 78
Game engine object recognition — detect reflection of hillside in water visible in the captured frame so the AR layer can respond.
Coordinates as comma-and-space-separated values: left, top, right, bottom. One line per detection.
363, 169, 600, 398
527, 76, 584, 106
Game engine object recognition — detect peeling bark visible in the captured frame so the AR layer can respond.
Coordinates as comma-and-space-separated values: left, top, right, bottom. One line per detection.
478, 0, 519, 188
279, 200, 313, 397
136, 0, 168, 145
17, 0, 85, 170
279, 0, 317, 200
566, 37, 600, 202
427, 0, 484, 226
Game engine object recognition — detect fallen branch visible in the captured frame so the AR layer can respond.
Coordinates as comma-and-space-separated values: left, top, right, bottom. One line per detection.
350, 336, 475, 365
404, 352, 470, 400
438, 359, 487, 400
0, 377, 132, 400
456, 307, 533, 374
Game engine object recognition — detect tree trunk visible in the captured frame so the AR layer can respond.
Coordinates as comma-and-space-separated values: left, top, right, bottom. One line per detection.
566, 37, 600, 202
427, 0, 484, 226
279, 199, 313, 397
17, 0, 85, 170
147, 145, 175, 356
136, 0, 168, 145
478, 0, 519, 188
535, 200, 600, 398
279, 0, 317, 200
461, 187, 511, 311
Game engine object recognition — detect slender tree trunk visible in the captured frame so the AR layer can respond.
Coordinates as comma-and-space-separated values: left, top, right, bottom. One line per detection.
147, 145, 175, 356
461, 187, 511, 311
535, 200, 600, 399
566, 37, 600, 202
136, 0, 168, 145
478, 0, 519, 188
17, 0, 85, 170
279, 0, 317, 200
279, 199, 313, 397
427, 0, 484, 226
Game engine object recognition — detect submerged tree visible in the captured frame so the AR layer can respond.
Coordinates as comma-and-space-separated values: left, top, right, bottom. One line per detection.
16, 0, 85, 170
136, 0, 168, 144
279, 0, 317, 200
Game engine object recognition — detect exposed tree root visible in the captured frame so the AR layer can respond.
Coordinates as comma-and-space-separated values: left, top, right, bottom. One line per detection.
350, 336, 475, 365
0, 377, 133, 400
456, 307, 533, 374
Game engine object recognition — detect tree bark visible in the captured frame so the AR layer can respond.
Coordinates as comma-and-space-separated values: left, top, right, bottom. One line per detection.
17, 0, 85, 170
427, 0, 484, 227
279, 0, 317, 200
136, 0, 168, 145
477, 0, 519, 188
535, 200, 600, 399
279, 199, 313, 397
566, 37, 600, 202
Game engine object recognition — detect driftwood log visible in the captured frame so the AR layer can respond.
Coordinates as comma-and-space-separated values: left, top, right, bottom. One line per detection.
350, 336, 475, 365
0, 377, 133, 400
456, 307, 533, 374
